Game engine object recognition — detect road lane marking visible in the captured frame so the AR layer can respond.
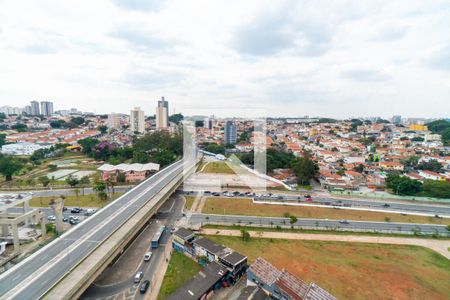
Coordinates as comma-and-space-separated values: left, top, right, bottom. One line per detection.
2, 161, 189, 299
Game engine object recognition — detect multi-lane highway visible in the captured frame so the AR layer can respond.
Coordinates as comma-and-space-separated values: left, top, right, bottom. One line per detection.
0, 159, 187, 300
185, 191, 450, 217
189, 213, 450, 236
81, 196, 184, 299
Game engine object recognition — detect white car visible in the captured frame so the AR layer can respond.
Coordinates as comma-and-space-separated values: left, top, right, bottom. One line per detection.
134, 271, 143, 283
47, 215, 56, 221
144, 252, 153, 262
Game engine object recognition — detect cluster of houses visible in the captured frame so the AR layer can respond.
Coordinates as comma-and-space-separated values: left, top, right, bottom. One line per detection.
193, 117, 450, 192
97, 163, 160, 183
170, 228, 336, 300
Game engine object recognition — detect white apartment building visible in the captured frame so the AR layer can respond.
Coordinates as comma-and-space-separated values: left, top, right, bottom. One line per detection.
130, 107, 145, 134
108, 113, 120, 129
1, 142, 52, 155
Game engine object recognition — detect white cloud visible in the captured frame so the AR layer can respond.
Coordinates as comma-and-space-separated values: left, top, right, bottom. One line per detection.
0, 0, 449, 118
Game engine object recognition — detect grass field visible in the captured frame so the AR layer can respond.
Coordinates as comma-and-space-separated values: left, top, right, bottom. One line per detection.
30, 193, 123, 207
202, 197, 450, 225
207, 235, 450, 300
184, 196, 195, 210
201, 161, 236, 174
157, 251, 202, 300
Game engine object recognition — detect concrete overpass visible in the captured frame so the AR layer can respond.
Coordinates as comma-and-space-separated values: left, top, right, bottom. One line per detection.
0, 159, 196, 300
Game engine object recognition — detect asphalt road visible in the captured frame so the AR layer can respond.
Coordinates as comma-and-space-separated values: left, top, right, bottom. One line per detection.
0, 160, 187, 300
189, 213, 450, 236
184, 191, 450, 217
80, 196, 184, 299
19, 186, 133, 197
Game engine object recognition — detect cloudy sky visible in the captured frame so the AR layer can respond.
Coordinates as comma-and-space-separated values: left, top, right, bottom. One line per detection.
0, 0, 449, 118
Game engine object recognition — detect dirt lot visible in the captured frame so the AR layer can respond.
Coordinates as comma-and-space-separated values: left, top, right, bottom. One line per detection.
207, 235, 450, 300
203, 197, 450, 225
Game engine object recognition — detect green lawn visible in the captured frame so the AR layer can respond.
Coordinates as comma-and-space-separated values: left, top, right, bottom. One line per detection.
201, 161, 236, 174
157, 251, 202, 299
29, 193, 123, 207
207, 235, 450, 300
184, 196, 195, 210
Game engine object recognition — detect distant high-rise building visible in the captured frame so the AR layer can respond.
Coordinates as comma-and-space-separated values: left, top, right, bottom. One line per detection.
204, 117, 214, 129
24, 105, 32, 115
40, 101, 54, 116
156, 96, 169, 129
392, 115, 401, 125
224, 120, 237, 145
130, 107, 145, 133
70, 108, 78, 114
0, 106, 23, 115
30, 101, 40, 115
108, 113, 120, 129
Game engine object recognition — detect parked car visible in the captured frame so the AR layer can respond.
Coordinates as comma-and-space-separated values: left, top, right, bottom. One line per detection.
134, 271, 143, 283
84, 209, 96, 216
211, 192, 220, 196
47, 215, 56, 221
339, 220, 349, 224
62, 217, 69, 223
140, 280, 150, 294
144, 252, 153, 261
71, 207, 82, 213
69, 218, 78, 225
62, 207, 68, 212
382, 203, 390, 208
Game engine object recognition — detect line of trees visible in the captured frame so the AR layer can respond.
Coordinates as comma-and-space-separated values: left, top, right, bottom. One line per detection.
386, 174, 450, 198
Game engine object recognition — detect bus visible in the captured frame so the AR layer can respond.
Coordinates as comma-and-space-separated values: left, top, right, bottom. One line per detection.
151, 226, 165, 249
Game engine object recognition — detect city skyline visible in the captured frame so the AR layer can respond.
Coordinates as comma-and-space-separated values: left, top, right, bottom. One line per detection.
0, 1, 449, 118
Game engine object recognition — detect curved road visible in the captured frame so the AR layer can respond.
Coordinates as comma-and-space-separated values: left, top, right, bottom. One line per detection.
0, 160, 187, 300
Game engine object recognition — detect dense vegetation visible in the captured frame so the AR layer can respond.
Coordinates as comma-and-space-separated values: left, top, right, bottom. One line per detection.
0, 154, 24, 181
78, 131, 183, 167
239, 148, 318, 185
426, 119, 450, 145
201, 142, 225, 155
386, 174, 450, 198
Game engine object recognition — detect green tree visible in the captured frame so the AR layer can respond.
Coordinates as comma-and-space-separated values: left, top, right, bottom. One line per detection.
240, 228, 250, 242
385, 174, 423, 196
401, 156, 419, 168
78, 138, 100, 155
422, 180, 450, 198
168, 113, 184, 124
417, 159, 443, 172
38, 176, 51, 187
65, 175, 79, 187
117, 172, 126, 183
98, 191, 108, 201
0, 155, 23, 181
292, 154, 319, 185
71, 117, 85, 126
0, 134, 6, 147
97, 125, 108, 134
289, 215, 298, 225
49, 120, 67, 128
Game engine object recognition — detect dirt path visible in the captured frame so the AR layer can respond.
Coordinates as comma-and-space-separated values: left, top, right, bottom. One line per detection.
200, 229, 450, 259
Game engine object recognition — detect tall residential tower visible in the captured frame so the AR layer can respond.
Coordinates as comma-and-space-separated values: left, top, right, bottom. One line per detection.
130, 107, 145, 134
40, 101, 54, 116
156, 96, 169, 129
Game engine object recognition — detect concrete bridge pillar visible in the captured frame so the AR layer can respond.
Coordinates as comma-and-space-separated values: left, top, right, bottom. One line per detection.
49, 197, 65, 233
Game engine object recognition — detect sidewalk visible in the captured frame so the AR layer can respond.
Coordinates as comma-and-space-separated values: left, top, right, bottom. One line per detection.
200, 229, 450, 259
